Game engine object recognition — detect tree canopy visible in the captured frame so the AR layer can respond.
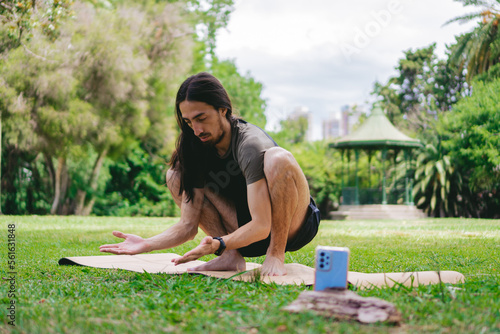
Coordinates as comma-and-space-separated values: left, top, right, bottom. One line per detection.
445, 0, 500, 82
0, 0, 270, 216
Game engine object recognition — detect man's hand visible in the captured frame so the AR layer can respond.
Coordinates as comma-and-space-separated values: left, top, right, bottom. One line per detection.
172, 236, 218, 265
99, 231, 152, 255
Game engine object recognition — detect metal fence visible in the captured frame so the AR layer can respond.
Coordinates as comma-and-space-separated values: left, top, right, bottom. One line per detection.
342, 187, 407, 205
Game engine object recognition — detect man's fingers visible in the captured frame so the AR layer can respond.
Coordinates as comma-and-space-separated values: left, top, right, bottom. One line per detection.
173, 251, 199, 265
172, 238, 214, 266
200, 236, 213, 245
99, 244, 120, 249
99, 231, 143, 255
112, 231, 126, 239
100, 247, 132, 255
174, 253, 193, 264
100, 247, 121, 254
172, 256, 187, 265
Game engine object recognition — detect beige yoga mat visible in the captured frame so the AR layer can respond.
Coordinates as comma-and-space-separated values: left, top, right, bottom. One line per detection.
58, 253, 465, 288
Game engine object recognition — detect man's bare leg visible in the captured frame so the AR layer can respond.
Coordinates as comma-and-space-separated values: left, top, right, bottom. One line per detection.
166, 169, 246, 271
261, 147, 311, 276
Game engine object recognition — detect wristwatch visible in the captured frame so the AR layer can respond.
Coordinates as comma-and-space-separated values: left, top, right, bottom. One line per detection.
212, 236, 226, 256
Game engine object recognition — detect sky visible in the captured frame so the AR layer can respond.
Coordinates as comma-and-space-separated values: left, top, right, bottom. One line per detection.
214, 0, 479, 139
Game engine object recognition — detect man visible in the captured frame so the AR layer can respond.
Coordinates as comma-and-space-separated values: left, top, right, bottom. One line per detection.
100, 72, 320, 276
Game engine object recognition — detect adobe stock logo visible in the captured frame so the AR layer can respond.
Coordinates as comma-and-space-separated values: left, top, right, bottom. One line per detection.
339, 0, 403, 62
205, 160, 242, 195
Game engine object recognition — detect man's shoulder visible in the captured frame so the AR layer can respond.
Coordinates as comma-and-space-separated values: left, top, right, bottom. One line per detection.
234, 119, 259, 134
233, 119, 275, 145
231, 119, 277, 184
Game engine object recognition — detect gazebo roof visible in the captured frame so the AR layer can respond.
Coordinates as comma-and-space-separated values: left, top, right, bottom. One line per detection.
329, 106, 423, 150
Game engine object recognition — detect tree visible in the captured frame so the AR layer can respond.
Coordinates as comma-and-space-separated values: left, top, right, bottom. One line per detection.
0, 0, 78, 213
445, 0, 500, 82
373, 45, 439, 128
372, 45, 466, 134
474, 62, 500, 82
0, 77, 44, 214
412, 143, 465, 217
413, 77, 500, 218
171, 0, 234, 72
0, 0, 74, 46
188, 0, 234, 58
271, 113, 309, 146
210, 57, 267, 128
1, 1, 194, 215
92, 142, 179, 217
441, 78, 500, 217
1, 0, 253, 216
287, 141, 342, 217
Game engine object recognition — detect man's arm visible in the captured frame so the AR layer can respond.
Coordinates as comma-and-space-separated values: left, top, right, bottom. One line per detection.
173, 178, 271, 263
221, 178, 271, 249
99, 188, 204, 255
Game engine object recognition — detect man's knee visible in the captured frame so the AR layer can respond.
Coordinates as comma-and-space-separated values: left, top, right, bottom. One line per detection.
263, 147, 297, 181
263, 147, 310, 202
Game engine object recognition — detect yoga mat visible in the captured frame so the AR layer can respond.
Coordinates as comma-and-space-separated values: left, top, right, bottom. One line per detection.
58, 253, 465, 288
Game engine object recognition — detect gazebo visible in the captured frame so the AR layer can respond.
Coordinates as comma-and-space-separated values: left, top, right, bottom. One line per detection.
329, 106, 425, 219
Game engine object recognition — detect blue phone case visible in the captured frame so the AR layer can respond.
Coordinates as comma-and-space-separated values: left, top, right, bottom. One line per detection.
314, 246, 350, 291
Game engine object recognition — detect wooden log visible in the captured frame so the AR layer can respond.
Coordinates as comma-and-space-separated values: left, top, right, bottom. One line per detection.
282, 289, 401, 324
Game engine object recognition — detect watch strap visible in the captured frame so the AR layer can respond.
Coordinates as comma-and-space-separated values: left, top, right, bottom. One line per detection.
212, 236, 226, 256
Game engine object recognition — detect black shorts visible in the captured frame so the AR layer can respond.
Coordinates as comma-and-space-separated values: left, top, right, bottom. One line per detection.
236, 196, 321, 257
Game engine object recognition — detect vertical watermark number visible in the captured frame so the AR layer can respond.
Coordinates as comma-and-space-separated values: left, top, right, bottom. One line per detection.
6, 223, 16, 326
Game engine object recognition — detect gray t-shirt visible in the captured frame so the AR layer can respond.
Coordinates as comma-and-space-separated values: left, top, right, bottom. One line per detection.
201, 119, 277, 201
229, 119, 278, 184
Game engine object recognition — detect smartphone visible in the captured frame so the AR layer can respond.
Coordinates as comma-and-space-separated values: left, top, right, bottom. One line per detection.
314, 246, 350, 291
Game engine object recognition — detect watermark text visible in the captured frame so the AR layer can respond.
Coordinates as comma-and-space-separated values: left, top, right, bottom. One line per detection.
339, 0, 403, 62
6, 223, 17, 327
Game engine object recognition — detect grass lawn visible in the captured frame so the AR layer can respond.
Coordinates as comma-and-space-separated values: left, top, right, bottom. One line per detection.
1, 216, 499, 333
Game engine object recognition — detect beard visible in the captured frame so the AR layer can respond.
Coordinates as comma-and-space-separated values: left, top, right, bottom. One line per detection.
201, 129, 225, 147
200, 115, 226, 147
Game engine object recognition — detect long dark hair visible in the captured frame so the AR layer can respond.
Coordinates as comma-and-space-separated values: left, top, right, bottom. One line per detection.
170, 72, 235, 202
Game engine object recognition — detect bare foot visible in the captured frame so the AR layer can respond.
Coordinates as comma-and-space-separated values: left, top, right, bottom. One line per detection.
187, 250, 246, 272
261, 256, 287, 276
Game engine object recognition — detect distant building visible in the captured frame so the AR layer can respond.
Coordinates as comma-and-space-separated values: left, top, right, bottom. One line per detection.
322, 105, 363, 141
341, 104, 363, 136
322, 117, 340, 140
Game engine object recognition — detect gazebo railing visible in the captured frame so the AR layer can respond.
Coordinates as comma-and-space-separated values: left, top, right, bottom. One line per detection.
342, 187, 407, 205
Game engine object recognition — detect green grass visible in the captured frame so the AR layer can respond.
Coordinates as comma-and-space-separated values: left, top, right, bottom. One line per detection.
1, 216, 499, 333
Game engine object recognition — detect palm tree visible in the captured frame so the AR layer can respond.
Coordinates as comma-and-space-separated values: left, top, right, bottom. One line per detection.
445, 0, 500, 81
412, 143, 465, 217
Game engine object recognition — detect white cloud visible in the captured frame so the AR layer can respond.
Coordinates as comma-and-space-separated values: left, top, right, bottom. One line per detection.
215, 0, 478, 139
